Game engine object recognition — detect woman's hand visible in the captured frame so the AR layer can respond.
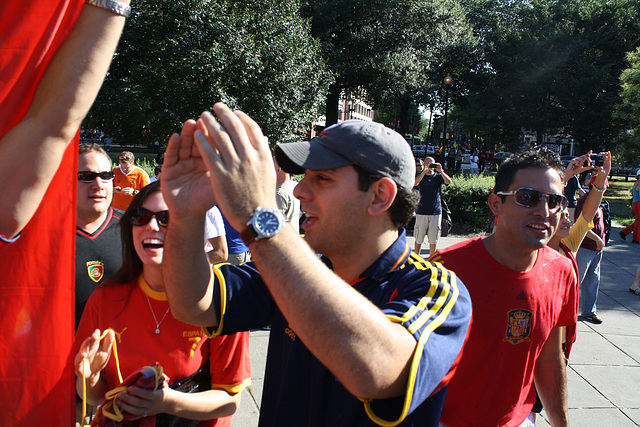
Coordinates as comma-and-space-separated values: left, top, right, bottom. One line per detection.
74, 329, 114, 386
115, 379, 172, 419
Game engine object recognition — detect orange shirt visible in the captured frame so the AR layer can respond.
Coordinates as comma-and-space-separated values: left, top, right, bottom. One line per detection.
112, 165, 150, 211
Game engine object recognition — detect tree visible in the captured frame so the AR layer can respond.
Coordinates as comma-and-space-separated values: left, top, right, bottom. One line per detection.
301, 0, 476, 133
613, 47, 640, 164
85, 0, 331, 145
457, 0, 640, 151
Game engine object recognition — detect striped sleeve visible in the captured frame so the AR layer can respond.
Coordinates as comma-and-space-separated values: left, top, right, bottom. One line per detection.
364, 254, 472, 426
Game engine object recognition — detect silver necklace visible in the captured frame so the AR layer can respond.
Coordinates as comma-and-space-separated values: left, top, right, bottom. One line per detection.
144, 293, 171, 334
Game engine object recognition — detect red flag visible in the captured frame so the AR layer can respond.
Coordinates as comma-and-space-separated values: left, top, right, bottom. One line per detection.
0, 0, 83, 425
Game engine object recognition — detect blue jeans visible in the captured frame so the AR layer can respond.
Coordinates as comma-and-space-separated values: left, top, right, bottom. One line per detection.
576, 247, 602, 317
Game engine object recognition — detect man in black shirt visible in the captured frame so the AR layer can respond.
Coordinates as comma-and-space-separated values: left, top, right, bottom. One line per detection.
75, 143, 123, 328
414, 157, 452, 256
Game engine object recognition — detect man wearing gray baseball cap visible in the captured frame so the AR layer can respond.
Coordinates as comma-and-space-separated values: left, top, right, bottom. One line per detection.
275, 120, 416, 191
162, 107, 471, 427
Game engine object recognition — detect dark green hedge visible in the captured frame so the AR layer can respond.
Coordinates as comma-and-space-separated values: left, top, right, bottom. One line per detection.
442, 175, 495, 233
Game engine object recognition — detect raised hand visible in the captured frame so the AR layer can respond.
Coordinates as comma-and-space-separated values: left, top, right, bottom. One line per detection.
192, 103, 278, 232
161, 119, 216, 217
74, 329, 114, 386
600, 151, 612, 176
564, 151, 593, 181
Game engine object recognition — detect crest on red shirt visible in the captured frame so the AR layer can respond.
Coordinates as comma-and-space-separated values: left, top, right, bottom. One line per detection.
87, 261, 104, 283
504, 309, 532, 345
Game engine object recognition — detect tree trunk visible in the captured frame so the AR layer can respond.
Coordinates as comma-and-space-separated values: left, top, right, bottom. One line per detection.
325, 83, 340, 127
398, 98, 410, 137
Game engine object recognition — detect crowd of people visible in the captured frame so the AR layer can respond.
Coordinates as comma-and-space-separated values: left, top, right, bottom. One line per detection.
0, 1, 635, 426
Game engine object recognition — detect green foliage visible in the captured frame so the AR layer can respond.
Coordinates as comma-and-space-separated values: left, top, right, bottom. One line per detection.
605, 176, 634, 225
442, 174, 495, 232
136, 157, 160, 178
612, 47, 640, 165
110, 157, 159, 177
85, 0, 331, 146
301, 0, 476, 132
457, 0, 640, 151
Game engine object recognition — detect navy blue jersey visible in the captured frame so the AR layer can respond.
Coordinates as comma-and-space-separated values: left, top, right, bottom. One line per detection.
205, 230, 471, 426
415, 173, 445, 215
564, 175, 581, 208
75, 207, 123, 329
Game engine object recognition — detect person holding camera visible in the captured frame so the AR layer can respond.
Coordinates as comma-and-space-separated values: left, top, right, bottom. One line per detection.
414, 157, 452, 256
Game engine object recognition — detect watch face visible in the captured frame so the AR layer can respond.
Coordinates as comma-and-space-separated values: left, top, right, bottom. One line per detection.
255, 210, 282, 237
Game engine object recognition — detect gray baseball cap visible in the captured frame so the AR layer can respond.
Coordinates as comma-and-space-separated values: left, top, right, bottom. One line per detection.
275, 120, 415, 191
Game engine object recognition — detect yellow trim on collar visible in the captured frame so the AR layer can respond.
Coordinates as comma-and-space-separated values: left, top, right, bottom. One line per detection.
138, 275, 168, 301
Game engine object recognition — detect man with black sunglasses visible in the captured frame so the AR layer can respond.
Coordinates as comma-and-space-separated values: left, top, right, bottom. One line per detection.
430, 148, 576, 427
76, 143, 123, 329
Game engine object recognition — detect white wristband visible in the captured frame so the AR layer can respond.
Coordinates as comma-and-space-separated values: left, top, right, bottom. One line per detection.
592, 184, 605, 193
87, 0, 131, 17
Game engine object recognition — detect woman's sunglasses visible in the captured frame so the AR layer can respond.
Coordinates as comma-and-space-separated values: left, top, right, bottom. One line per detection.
77, 171, 115, 182
495, 187, 568, 212
131, 208, 169, 228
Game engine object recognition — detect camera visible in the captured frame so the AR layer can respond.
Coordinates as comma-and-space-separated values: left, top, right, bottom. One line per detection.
590, 154, 604, 167
429, 164, 438, 169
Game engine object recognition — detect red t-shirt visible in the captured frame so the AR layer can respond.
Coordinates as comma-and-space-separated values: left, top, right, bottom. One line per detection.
76, 276, 251, 426
0, 1, 83, 424
430, 237, 576, 427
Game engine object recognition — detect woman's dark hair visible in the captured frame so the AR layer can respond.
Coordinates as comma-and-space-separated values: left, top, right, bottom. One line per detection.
107, 181, 162, 285
353, 164, 419, 228
494, 147, 564, 200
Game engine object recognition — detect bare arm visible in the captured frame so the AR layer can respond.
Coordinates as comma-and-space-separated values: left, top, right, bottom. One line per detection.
436, 163, 452, 185
414, 168, 427, 186
246, 227, 415, 399
534, 327, 568, 427
563, 151, 593, 182
116, 387, 241, 421
585, 229, 605, 250
0, 2, 128, 238
206, 235, 228, 264
578, 152, 611, 224
162, 120, 220, 326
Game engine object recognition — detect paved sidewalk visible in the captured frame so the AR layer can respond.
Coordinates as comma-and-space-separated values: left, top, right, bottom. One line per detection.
232, 227, 640, 426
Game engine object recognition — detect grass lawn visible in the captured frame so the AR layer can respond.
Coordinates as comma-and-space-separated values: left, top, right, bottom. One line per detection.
605, 176, 635, 226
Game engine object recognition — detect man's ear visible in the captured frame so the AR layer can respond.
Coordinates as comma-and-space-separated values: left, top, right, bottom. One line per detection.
367, 177, 397, 217
487, 193, 503, 217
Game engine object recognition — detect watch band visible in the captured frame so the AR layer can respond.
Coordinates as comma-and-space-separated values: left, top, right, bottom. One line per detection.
87, 0, 131, 17
240, 224, 259, 246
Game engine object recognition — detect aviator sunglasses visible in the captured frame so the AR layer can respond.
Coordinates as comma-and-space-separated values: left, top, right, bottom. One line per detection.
77, 171, 115, 182
495, 187, 568, 212
131, 207, 170, 228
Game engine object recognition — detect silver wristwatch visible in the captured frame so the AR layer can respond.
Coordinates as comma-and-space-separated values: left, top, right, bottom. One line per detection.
240, 207, 286, 245
87, 0, 131, 18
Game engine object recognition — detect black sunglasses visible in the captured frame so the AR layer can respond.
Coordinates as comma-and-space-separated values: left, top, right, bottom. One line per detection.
119, 156, 133, 161
495, 188, 568, 212
77, 171, 115, 182
130, 208, 170, 228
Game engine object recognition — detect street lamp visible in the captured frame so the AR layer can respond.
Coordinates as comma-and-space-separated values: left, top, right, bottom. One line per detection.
442, 76, 452, 164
